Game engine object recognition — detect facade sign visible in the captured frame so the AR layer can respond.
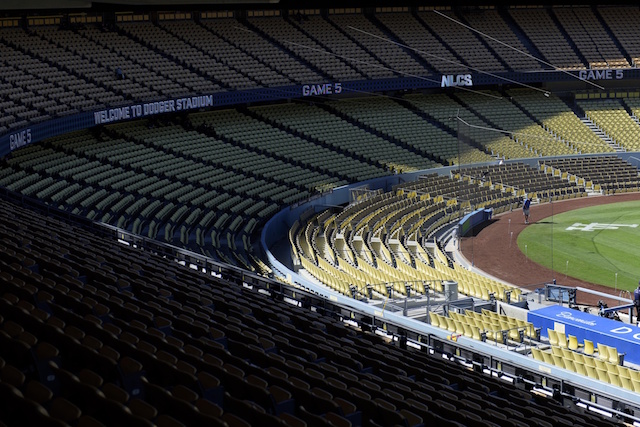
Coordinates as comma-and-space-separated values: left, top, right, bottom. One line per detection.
578, 69, 624, 81
93, 95, 214, 125
441, 74, 473, 88
302, 83, 342, 96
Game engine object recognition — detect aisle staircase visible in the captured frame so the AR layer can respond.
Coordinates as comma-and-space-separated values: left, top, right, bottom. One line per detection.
580, 116, 625, 152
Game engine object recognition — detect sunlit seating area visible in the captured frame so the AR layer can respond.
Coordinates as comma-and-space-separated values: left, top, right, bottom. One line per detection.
508, 89, 612, 154
430, 309, 536, 343
455, 91, 579, 157
533, 331, 640, 392
578, 99, 640, 152
402, 94, 536, 160
292, 173, 522, 302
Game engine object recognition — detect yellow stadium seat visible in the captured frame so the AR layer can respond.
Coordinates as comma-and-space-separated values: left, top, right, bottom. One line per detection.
596, 368, 609, 383
608, 371, 621, 388
594, 358, 609, 373
445, 317, 457, 333
618, 365, 631, 379
620, 375, 634, 392
561, 348, 574, 360
555, 331, 568, 348
541, 350, 554, 366
585, 364, 599, 380
568, 335, 582, 351
462, 322, 475, 339
552, 354, 565, 369
628, 368, 640, 382
574, 359, 587, 376
607, 346, 622, 365
563, 358, 576, 373
471, 324, 482, 341
583, 354, 596, 368
597, 343, 610, 362
531, 348, 545, 362
584, 339, 597, 356
429, 312, 440, 328
453, 319, 465, 336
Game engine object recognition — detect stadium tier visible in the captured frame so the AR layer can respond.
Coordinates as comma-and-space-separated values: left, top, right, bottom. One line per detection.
4, 3, 640, 427
541, 156, 640, 194
0, 195, 626, 427
2, 89, 639, 275
290, 162, 592, 303
3, 6, 640, 136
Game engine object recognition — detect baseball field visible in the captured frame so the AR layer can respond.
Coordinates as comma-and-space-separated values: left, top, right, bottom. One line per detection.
517, 200, 640, 291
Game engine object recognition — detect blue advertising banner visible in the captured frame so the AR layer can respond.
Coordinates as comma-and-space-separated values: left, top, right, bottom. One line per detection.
528, 304, 640, 364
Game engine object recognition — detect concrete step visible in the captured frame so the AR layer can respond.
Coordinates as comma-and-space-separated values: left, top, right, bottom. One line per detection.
580, 117, 625, 152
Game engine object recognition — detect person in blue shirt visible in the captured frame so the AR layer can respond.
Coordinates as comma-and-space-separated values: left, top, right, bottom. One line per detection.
634, 283, 640, 324
522, 196, 532, 224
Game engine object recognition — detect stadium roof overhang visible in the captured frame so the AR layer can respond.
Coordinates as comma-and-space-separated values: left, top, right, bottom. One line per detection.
0, 0, 279, 10
5, 0, 640, 11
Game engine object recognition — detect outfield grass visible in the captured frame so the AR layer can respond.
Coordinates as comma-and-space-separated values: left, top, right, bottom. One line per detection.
517, 200, 640, 290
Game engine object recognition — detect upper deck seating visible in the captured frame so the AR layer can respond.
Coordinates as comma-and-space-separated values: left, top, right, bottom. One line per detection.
509, 7, 584, 70
328, 13, 433, 76
373, 12, 466, 74
417, 10, 504, 72
458, 8, 542, 71
508, 89, 612, 154
553, 7, 628, 69
598, 7, 640, 67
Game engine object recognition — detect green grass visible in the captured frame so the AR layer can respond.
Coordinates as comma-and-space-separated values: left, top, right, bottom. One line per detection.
517, 200, 640, 290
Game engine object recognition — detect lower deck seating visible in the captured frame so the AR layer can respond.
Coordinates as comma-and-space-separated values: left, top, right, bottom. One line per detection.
541, 156, 640, 194
294, 175, 523, 302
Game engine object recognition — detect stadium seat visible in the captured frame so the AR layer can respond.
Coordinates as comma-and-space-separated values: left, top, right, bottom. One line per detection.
583, 339, 597, 356
3, 7, 640, 427
555, 331, 568, 348
607, 346, 623, 365
596, 343, 610, 362
567, 335, 582, 351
